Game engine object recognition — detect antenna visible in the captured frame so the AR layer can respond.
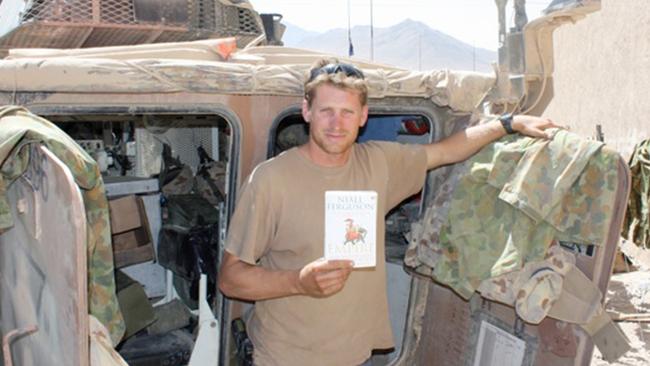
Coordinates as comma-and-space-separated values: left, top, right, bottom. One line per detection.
418, 31, 422, 71
473, 40, 476, 72
370, 0, 374, 61
348, 0, 354, 56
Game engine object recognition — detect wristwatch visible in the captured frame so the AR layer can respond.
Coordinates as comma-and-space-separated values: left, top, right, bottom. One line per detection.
499, 113, 516, 134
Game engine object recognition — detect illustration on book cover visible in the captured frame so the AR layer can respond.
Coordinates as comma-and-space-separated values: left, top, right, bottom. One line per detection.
324, 191, 377, 268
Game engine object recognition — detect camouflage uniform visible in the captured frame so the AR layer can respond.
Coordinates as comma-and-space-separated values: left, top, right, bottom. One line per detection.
407, 129, 619, 299
478, 242, 629, 360
622, 138, 650, 248
0, 106, 125, 345
195, 160, 227, 206
161, 167, 194, 196
477, 243, 574, 324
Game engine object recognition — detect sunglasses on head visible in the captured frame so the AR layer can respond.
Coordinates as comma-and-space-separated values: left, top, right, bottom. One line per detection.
308, 63, 365, 82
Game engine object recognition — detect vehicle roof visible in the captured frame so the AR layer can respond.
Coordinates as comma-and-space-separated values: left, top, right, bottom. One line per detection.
0, 38, 495, 112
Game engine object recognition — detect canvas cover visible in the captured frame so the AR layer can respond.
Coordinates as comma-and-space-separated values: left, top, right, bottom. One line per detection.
0, 40, 496, 113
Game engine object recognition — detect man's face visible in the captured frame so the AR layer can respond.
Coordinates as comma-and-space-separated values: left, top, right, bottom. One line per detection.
302, 83, 368, 161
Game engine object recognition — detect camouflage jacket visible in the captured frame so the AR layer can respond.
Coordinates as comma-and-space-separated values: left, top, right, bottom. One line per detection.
477, 242, 575, 324
622, 138, 650, 248
0, 106, 125, 344
407, 129, 619, 299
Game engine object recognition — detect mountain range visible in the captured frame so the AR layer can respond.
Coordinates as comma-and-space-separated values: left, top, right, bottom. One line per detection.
281, 19, 496, 73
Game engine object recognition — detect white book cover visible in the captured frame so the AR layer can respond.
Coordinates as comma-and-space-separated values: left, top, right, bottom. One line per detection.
324, 190, 377, 268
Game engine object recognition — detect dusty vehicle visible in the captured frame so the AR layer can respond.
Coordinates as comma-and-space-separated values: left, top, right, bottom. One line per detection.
0, 0, 631, 365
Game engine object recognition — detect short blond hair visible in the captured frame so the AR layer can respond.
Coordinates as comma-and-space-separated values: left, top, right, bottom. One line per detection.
304, 58, 368, 107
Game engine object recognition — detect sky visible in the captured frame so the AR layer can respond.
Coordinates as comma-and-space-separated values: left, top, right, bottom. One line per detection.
249, 0, 552, 51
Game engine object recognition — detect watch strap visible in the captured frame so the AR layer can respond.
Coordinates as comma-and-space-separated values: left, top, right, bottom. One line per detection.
499, 113, 516, 134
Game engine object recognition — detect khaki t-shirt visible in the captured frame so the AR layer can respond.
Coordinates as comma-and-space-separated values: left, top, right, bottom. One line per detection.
226, 141, 427, 366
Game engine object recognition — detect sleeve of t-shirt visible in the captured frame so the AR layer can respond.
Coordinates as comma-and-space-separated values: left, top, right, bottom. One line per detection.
375, 141, 428, 210
224, 166, 276, 265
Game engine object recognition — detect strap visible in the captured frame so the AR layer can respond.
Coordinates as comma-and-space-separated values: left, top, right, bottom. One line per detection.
547, 267, 630, 361
0, 105, 27, 119
584, 310, 630, 362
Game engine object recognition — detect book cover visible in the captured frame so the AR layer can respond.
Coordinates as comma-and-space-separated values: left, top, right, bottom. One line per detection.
324, 190, 377, 268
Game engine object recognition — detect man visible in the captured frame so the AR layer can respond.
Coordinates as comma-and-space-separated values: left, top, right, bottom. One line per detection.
218, 59, 558, 365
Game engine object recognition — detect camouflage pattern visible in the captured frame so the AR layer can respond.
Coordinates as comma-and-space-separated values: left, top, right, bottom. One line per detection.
622, 138, 650, 249
478, 243, 630, 360
159, 143, 194, 196
0, 106, 125, 344
477, 243, 575, 324
161, 165, 194, 195
407, 129, 620, 299
195, 160, 227, 205
405, 114, 474, 276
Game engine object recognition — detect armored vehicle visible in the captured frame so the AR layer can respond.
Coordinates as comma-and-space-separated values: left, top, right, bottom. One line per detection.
0, 1, 631, 365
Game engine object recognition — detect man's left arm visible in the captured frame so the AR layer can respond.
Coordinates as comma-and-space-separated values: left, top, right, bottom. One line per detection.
425, 115, 560, 170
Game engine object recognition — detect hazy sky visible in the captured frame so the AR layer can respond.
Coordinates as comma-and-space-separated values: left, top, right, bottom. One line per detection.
249, 0, 552, 50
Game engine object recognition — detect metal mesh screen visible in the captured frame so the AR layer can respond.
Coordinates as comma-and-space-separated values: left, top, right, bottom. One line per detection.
23, 0, 94, 23
135, 126, 221, 178
18, 0, 260, 31
2, 0, 263, 49
101, 0, 136, 25
197, 0, 217, 30
238, 8, 260, 34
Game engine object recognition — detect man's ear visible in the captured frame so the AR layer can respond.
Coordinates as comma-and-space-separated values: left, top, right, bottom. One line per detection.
301, 99, 311, 123
359, 105, 369, 127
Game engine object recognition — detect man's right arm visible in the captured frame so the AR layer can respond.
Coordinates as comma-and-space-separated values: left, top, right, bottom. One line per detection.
424, 115, 558, 169
218, 251, 354, 301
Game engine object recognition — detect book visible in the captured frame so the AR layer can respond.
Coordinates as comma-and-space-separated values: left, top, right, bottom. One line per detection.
324, 190, 377, 268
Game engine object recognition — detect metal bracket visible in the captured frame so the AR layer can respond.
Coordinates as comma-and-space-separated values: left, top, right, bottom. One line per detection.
2, 325, 39, 366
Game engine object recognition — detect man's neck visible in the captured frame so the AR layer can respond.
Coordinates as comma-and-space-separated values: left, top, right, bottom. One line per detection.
299, 144, 354, 168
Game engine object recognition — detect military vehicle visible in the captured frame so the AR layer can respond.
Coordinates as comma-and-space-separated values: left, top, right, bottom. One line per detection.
0, 0, 631, 365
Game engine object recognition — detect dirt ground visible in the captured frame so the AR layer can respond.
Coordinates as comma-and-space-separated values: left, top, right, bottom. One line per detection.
591, 270, 650, 365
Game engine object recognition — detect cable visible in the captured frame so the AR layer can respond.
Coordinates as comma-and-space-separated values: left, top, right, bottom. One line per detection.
521, 26, 549, 114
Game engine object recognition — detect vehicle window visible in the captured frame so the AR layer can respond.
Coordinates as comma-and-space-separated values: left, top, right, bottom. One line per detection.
48, 113, 233, 310
51, 114, 231, 180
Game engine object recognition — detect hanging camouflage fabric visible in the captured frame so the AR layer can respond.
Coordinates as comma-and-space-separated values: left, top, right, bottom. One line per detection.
0, 106, 125, 345
164, 194, 219, 228
622, 138, 650, 249
408, 130, 618, 299
159, 143, 194, 195
159, 194, 220, 310
158, 223, 220, 309
194, 146, 226, 205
